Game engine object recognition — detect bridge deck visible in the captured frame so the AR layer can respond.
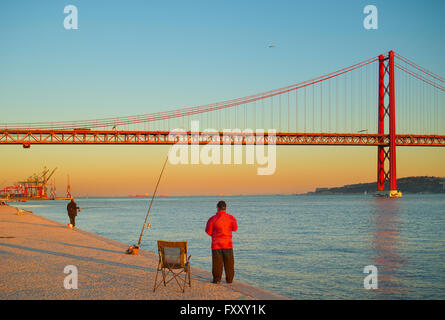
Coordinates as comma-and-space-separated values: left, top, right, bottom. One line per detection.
0, 130, 444, 147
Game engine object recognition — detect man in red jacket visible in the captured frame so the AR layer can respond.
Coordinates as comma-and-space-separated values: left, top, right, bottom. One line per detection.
205, 200, 238, 284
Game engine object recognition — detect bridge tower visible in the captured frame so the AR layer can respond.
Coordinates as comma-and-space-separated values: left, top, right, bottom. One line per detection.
377, 50, 402, 198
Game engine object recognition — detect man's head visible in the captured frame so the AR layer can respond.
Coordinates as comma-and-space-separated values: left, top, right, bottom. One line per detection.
217, 200, 226, 211
70, 198, 75, 202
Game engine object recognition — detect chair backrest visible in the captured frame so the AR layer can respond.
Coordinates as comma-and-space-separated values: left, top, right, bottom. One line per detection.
157, 240, 187, 269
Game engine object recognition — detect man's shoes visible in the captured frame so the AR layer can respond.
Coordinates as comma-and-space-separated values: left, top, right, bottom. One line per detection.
212, 280, 221, 284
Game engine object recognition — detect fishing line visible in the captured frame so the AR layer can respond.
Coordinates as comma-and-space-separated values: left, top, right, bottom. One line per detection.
137, 154, 169, 248
80, 206, 119, 209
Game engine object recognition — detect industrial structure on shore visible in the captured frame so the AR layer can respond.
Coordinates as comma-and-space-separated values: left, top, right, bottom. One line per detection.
0, 167, 71, 201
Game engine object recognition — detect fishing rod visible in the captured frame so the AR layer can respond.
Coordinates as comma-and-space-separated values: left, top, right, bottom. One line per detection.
127, 154, 169, 254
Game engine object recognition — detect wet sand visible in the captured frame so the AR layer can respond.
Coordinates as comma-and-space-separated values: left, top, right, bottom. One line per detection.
0, 205, 287, 300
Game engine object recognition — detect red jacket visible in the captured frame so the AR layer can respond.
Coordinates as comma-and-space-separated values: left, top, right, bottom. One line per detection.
205, 210, 238, 249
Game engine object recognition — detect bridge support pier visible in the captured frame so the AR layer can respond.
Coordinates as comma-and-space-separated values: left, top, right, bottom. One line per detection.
377, 51, 402, 198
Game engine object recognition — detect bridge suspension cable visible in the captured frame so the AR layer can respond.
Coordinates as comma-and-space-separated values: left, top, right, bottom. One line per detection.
1, 51, 443, 138
1, 56, 378, 131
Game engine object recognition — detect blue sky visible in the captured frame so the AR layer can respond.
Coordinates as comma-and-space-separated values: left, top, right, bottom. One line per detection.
0, 0, 444, 122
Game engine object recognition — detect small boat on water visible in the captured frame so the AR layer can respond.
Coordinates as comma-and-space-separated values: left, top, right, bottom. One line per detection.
374, 190, 403, 198
389, 190, 403, 198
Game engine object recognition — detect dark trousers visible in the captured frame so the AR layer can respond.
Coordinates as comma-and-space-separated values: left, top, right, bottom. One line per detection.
212, 248, 234, 283
69, 215, 76, 227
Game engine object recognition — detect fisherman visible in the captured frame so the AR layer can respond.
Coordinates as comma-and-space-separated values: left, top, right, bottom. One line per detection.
205, 201, 238, 284
67, 198, 80, 229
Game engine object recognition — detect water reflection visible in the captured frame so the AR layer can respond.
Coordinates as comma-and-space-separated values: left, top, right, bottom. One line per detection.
371, 198, 406, 298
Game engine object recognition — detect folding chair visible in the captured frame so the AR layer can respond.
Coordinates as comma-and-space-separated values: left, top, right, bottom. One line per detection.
153, 240, 191, 292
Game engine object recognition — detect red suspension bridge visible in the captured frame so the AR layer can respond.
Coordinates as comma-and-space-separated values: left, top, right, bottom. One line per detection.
1, 51, 444, 196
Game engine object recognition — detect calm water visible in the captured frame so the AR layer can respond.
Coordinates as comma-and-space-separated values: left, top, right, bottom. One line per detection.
17, 194, 445, 299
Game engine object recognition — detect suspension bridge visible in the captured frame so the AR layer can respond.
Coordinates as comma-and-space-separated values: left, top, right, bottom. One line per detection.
1, 51, 444, 197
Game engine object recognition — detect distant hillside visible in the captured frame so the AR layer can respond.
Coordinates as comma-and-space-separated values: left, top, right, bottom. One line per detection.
306, 176, 445, 195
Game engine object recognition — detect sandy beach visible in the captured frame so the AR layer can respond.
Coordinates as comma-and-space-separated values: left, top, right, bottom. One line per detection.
0, 204, 287, 300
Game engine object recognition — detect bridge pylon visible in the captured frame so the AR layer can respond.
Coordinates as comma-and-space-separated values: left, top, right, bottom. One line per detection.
377, 51, 402, 198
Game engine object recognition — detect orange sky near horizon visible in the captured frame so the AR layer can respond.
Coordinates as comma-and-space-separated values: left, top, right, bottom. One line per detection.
1, 144, 444, 196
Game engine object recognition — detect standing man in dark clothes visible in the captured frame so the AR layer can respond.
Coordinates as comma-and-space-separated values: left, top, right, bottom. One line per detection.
67, 198, 80, 229
205, 201, 238, 284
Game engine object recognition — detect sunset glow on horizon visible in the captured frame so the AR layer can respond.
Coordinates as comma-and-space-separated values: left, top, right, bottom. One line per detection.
1, 144, 444, 197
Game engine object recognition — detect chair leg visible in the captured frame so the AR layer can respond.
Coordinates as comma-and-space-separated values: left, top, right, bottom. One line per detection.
154, 265, 191, 293
188, 266, 192, 287
182, 272, 188, 292
162, 268, 166, 286
170, 270, 184, 292
153, 263, 160, 292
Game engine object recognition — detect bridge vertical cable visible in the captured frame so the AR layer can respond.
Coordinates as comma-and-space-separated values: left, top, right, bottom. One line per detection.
5, 53, 443, 139
394, 53, 445, 135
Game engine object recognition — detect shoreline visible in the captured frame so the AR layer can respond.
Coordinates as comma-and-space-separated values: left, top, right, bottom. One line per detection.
0, 204, 288, 300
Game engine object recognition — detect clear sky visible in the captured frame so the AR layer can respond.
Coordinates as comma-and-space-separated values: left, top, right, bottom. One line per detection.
1, 0, 444, 196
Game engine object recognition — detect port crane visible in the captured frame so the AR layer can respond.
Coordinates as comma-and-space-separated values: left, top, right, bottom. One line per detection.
15, 166, 57, 199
